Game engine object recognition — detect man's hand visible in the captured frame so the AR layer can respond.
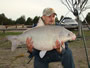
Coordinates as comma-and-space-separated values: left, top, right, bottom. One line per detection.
26, 37, 33, 53
53, 40, 65, 53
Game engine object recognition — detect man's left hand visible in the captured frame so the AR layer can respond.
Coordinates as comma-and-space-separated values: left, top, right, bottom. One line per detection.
53, 40, 65, 53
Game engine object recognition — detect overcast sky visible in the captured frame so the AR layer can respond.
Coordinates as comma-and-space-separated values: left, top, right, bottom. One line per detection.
0, 0, 90, 21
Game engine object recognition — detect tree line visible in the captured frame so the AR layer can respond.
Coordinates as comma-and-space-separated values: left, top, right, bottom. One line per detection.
0, 13, 59, 26
0, 13, 90, 25
0, 13, 40, 25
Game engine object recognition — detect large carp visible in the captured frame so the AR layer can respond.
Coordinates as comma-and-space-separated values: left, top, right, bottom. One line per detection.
7, 25, 76, 58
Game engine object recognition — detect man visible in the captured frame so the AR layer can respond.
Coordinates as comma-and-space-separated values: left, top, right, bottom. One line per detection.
26, 8, 75, 68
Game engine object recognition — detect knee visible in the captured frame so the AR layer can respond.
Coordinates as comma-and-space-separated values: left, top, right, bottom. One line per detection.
64, 48, 73, 57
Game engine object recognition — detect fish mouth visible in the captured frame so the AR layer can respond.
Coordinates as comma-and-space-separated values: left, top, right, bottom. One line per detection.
72, 34, 76, 40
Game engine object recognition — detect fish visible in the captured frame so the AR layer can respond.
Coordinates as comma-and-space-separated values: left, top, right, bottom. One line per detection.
6, 25, 76, 58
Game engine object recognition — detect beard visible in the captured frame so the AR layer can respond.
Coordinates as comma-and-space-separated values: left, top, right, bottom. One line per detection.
48, 21, 55, 24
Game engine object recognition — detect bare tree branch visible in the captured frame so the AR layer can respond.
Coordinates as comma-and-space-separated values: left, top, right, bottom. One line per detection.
60, 0, 88, 15
61, 0, 73, 12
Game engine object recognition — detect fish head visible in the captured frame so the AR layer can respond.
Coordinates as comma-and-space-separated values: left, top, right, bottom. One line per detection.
58, 30, 76, 42
66, 32, 76, 41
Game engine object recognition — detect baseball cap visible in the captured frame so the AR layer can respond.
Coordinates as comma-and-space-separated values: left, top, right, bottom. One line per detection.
43, 8, 57, 16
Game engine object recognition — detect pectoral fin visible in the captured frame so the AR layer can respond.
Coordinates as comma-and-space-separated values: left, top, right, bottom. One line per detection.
39, 51, 47, 58
60, 43, 65, 53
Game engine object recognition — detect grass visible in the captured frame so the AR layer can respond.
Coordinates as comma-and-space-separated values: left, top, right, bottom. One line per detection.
0, 32, 22, 37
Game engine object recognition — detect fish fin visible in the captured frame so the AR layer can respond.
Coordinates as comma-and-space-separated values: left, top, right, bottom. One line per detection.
6, 35, 21, 51
23, 18, 45, 33
36, 18, 45, 27
39, 51, 47, 58
60, 43, 65, 52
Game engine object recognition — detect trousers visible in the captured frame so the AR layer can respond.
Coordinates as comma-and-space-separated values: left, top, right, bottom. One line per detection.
28, 43, 75, 68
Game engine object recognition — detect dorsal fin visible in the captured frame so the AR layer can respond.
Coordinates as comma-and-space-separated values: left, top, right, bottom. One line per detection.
36, 18, 45, 27
23, 18, 45, 33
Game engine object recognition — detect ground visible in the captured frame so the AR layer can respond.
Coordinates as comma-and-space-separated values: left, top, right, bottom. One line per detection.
0, 30, 90, 68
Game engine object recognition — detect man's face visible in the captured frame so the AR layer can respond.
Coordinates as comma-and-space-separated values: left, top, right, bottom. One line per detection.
43, 13, 55, 25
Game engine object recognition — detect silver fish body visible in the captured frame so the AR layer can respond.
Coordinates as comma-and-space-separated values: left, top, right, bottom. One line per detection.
7, 25, 76, 51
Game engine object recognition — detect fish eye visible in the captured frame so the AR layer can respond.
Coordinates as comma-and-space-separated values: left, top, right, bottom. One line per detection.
68, 33, 70, 36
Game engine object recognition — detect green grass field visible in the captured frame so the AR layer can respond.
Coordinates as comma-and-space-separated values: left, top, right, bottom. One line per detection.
0, 30, 90, 68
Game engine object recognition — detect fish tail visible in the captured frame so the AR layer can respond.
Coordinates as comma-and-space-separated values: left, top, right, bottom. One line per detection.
6, 35, 20, 51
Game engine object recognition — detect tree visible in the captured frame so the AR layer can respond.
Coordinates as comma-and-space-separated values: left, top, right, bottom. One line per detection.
32, 16, 40, 27
86, 12, 90, 24
25, 17, 33, 25
0, 13, 7, 25
15, 15, 26, 25
55, 17, 59, 24
6, 19, 15, 25
82, 12, 90, 25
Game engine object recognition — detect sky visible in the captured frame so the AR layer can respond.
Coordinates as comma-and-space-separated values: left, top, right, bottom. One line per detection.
0, 0, 90, 21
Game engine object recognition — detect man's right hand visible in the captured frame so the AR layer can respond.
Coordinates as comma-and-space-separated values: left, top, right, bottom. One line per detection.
26, 37, 33, 53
